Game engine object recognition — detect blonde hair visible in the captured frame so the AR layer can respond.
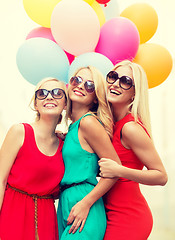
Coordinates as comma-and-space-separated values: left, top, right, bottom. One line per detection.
67, 66, 113, 139
30, 77, 68, 124
113, 60, 152, 137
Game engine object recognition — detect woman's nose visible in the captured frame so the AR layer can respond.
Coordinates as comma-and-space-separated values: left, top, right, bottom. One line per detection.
46, 92, 53, 99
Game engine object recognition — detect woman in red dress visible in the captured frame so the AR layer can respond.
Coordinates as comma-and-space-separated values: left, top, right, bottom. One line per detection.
99, 60, 168, 240
0, 78, 67, 240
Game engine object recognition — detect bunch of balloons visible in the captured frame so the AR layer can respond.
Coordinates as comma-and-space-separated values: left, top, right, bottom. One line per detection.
16, 0, 172, 88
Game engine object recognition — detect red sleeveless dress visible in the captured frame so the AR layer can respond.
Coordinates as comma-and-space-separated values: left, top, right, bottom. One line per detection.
103, 114, 153, 240
0, 123, 65, 240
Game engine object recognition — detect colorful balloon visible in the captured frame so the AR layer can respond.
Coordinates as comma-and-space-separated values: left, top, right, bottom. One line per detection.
95, 17, 140, 64
26, 27, 75, 64
23, 0, 61, 28
83, 0, 96, 5
91, 1, 106, 26
134, 43, 173, 88
26, 27, 55, 42
68, 52, 114, 78
96, 0, 111, 5
51, 0, 100, 56
101, 0, 119, 21
120, 3, 158, 44
16, 38, 70, 85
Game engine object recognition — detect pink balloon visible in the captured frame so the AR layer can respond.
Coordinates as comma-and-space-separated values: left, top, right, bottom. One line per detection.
26, 27, 56, 42
95, 17, 140, 64
51, 0, 100, 56
26, 27, 75, 64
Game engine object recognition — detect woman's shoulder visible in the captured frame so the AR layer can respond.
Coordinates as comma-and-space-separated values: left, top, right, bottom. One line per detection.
80, 114, 104, 134
3, 124, 25, 148
8, 123, 25, 136
80, 114, 100, 127
122, 121, 149, 146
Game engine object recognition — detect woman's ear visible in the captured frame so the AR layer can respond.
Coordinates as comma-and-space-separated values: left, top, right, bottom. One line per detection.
93, 98, 98, 104
34, 103, 38, 110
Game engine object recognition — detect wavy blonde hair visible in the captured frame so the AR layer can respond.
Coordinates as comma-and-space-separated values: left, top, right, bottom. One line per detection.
66, 66, 113, 139
30, 77, 68, 124
113, 60, 152, 137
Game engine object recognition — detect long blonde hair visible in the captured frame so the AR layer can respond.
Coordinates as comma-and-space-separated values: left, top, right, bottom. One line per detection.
113, 60, 152, 137
30, 77, 68, 124
66, 66, 113, 139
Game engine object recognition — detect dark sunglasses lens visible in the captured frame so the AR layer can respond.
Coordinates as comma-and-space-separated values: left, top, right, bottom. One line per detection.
52, 88, 64, 99
120, 76, 133, 89
70, 76, 82, 86
84, 81, 95, 93
36, 89, 48, 99
107, 71, 118, 83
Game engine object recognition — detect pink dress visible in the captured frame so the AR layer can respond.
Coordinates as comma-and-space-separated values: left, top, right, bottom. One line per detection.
0, 123, 65, 240
104, 114, 153, 240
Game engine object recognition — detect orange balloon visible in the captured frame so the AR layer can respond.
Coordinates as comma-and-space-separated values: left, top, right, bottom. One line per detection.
134, 43, 173, 88
120, 3, 158, 44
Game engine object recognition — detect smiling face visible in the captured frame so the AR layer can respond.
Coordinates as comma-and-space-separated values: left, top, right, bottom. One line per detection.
107, 65, 135, 109
34, 80, 67, 120
68, 68, 97, 108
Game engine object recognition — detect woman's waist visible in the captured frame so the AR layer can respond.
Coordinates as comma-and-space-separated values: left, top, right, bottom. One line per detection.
105, 181, 141, 198
6, 183, 59, 199
61, 176, 98, 186
6, 181, 60, 198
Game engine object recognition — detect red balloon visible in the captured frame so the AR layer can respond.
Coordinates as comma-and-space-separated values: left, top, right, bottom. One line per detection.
96, 0, 111, 5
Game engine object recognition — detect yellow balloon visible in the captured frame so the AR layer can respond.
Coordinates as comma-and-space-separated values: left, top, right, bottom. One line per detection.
83, 0, 105, 26
23, 0, 61, 28
120, 3, 158, 44
90, 1, 106, 26
134, 43, 173, 88
83, 0, 96, 4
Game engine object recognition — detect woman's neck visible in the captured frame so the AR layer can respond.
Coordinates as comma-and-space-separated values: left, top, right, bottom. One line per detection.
71, 103, 90, 123
32, 117, 58, 139
112, 105, 130, 122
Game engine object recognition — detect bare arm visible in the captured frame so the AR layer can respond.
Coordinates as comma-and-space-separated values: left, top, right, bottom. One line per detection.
99, 122, 168, 186
0, 124, 24, 210
67, 116, 121, 233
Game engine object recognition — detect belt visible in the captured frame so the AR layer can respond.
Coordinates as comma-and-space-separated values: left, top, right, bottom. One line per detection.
7, 184, 57, 240
60, 181, 95, 193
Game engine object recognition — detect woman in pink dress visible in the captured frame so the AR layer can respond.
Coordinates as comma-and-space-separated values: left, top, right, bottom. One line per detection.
99, 60, 168, 240
0, 78, 67, 240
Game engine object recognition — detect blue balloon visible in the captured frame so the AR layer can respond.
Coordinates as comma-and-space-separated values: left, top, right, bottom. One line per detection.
16, 38, 70, 85
69, 52, 114, 79
101, 0, 120, 21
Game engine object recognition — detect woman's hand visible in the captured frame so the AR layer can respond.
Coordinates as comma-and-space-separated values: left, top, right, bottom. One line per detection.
67, 199, 91, 234
98, 158, 122, 178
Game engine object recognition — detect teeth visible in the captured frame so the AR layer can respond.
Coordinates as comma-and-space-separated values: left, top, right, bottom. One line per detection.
74, 90, 84, 96
45, 104, 56, 107
110, 89, 121, 95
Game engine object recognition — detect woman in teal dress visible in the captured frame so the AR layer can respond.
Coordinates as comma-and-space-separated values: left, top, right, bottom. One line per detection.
57, 66, 121, 239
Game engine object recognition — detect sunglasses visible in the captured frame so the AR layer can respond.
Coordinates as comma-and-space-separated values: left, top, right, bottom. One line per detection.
106, 71, 135, 90
70, 76, 95, 93
35, 88, 66, 100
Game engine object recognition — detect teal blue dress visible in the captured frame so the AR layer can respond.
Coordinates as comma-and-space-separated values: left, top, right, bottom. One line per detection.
57, 114, 107, 239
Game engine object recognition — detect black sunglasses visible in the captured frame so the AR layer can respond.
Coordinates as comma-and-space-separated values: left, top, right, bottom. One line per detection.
35, 88, 66, 100
70, 76, 95, 94
106, 71, 135, 90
